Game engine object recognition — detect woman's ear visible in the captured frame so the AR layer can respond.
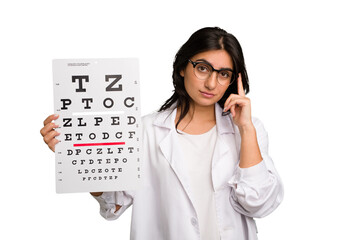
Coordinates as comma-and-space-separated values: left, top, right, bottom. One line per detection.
180, 70, 184, 77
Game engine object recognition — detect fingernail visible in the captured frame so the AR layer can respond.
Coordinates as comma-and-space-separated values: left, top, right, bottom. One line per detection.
222, 111, 231, 116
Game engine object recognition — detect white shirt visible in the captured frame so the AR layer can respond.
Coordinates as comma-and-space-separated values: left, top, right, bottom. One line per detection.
178, 126, 220, 240
93, 103, 284, 240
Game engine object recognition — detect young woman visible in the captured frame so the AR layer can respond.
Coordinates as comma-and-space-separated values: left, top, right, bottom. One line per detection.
41, 27, 283, 240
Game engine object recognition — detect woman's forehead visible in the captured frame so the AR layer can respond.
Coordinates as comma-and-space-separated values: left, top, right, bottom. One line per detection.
192, 50, 233, 69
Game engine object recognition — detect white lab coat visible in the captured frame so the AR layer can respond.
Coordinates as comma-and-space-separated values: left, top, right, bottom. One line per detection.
94, 103, 284, 240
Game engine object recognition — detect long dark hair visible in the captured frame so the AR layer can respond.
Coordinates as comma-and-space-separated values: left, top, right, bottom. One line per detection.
159, 27, 249, 129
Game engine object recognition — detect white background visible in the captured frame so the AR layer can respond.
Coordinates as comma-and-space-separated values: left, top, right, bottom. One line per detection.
1, 0, 359, 239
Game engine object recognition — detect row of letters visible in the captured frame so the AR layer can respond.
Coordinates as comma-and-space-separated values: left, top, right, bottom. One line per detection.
62, 116, 136, 127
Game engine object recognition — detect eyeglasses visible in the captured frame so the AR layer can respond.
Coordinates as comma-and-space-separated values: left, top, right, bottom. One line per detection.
188, 59, 234, 86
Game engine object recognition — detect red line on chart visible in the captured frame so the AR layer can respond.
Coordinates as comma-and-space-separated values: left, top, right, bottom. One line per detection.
73, 142, 125, 147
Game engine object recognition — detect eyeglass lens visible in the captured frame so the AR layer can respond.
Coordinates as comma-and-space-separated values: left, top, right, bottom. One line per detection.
193, 62, 233, 85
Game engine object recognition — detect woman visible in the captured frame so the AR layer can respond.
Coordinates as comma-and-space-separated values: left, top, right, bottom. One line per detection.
41, 27, 283, 240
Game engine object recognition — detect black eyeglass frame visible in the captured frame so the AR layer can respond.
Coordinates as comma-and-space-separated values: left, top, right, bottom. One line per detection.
188, 59, 235, 86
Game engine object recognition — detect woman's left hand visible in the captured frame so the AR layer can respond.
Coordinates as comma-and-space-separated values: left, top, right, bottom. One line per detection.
223, 74, 253, 129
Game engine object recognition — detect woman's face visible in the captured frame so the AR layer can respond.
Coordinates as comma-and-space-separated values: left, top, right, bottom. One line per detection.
181, 49, 233, 109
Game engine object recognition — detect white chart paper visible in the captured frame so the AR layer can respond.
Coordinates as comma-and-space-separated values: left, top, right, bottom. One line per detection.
53, 59, 141, 193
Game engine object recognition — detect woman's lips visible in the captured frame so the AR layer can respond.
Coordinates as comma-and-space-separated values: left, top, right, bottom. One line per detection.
200, 91, 215, 98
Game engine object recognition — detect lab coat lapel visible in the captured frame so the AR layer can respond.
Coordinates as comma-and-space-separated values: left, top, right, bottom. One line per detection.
212, 104, 238, 190
154, 107, 194, 205
212, 136, 231, 190
213, 104, 235, 169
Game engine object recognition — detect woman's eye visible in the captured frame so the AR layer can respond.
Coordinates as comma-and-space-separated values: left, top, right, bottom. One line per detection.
220, 71, 230, 78
197, 64, 210, 73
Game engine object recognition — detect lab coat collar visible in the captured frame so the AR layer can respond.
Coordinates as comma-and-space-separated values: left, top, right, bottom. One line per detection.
153, 103, 235, 135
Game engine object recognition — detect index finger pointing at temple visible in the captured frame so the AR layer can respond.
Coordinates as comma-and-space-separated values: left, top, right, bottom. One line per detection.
237, 73, 245, 97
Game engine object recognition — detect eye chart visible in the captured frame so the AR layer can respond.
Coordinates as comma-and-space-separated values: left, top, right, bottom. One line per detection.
53, 59, 141, 193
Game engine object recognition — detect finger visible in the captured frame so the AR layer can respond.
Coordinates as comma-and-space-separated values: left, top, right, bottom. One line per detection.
224, 96, 248, 112
237, 74, 245, 97
43, 114, 59, 126
224, 93, 238, 111
40, 122, 59, 137
43, 130, 60, 144
48, 138, 60, 152
230, 105, 236, 118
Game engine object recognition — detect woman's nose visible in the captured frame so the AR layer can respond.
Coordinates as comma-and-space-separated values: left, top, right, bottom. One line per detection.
204, 72, 218, 90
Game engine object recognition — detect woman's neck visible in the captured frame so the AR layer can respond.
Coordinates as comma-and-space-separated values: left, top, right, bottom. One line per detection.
175, 103, 216, 134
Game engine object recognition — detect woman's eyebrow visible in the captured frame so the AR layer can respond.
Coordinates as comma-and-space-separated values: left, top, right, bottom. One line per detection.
195, 58, 210, 64
194, 58, 233, 71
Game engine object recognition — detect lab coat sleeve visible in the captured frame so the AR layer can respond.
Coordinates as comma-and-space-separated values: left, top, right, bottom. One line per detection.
228, 118, 284, 218
92, 191, 134, 220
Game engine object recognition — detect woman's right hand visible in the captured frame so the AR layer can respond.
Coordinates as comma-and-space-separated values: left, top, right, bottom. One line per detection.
40, 114, 60, 152
40, 115, 108, 201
